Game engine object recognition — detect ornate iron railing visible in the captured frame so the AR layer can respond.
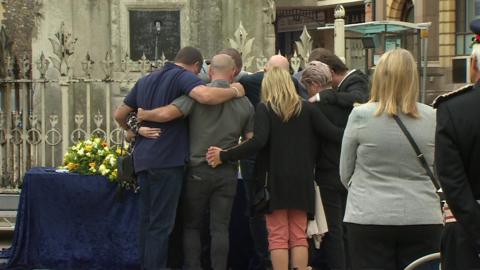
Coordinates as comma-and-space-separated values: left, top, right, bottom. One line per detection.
0, 21, 320, 191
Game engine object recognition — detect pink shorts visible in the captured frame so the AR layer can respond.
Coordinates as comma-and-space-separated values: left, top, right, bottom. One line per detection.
265, 209, 308, 250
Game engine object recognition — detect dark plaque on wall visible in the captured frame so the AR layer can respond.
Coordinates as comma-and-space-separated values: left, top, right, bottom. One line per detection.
129, 10, 180, 61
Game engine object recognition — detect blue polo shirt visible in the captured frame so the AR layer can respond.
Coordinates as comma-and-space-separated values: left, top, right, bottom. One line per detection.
124, 62, 204, 172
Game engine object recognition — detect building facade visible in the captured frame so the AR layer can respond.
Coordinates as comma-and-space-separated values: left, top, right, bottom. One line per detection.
276, 0, 475, 102
0, 0, 475, 99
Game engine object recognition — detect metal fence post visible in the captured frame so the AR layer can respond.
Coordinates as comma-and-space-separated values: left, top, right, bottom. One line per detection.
60, 76, 70, 157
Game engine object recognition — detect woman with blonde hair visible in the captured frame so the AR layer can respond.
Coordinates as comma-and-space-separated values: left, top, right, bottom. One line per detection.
340, 48, 443, 269
207, 67, 343, 270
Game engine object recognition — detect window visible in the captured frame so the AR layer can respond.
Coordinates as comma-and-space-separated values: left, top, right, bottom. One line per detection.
456, 0, 480, 55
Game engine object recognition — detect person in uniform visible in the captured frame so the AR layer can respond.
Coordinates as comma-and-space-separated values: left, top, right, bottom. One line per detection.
434, 18, 480, 269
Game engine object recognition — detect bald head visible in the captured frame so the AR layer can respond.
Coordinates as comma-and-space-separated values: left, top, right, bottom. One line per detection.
265, 55, 290, 72
209, 54, 236, 82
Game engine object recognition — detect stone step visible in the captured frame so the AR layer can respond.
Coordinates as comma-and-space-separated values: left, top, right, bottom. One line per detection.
0, 194, 19, 232
0, 194, 19, 211
0, 212, 15, 232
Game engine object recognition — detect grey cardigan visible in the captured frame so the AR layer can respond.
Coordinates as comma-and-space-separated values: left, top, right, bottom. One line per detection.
339, 102, 442, 225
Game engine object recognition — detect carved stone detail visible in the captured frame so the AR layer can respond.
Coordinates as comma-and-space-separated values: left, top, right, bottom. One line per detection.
48, 22, 77, 77
295, 26, 312, 67
228, 21, 255, 71
101, 51, 114, 81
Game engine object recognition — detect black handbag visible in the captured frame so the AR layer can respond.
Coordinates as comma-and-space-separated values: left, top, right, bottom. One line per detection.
393, 115, 444, 200
117, 131, 136, 183
252, 172, 270, 213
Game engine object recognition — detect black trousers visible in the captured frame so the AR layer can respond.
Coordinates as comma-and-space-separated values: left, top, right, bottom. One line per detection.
240, 159, 271, 270
345, 223, 442, 270
441, 222, 480, 270
310, 187, 347, 270
182, 164, 238, 270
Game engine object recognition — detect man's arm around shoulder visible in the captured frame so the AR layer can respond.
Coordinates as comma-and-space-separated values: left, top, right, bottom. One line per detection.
137, 95, 194, 123
189, 82, 245, 105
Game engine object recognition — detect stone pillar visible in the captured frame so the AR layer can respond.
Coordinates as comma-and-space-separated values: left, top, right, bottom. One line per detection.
334, 5, 346, 62
438, 0, 455, 68
376, 0, 386, 21
261, 0, 276, 58
365, 0, 373, 22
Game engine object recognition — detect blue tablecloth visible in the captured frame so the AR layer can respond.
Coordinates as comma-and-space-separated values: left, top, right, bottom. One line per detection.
2, 167, 139, 270
0, 167, 253, 270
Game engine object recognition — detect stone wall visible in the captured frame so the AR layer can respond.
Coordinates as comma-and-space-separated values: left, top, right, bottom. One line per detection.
30, 0, 275, 78
1, 0, 38, 77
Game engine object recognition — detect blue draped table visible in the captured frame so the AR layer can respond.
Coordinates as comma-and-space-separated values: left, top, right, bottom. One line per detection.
0, 167, 253, 270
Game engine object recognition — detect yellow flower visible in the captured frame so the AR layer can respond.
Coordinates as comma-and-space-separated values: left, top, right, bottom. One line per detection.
116, 148, 122, 155
66, 162, 78, 171
89, 162, 96, 169
94, 138, 102, 144
85, 144, 93, 152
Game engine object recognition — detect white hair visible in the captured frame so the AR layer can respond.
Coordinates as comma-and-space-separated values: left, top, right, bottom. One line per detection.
472, 44, 480, 71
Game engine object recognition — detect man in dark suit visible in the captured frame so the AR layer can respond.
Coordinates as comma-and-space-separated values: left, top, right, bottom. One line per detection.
301, 61, 353, 270
300, 49, 369, 270
433, 18, 480, 270
239, 54, 308, 107
307, 48, 369, 108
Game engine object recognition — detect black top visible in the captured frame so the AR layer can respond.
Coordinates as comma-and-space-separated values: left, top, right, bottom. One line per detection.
435, 82, 480, 247
220, 101, 343, 216
320, 69, 369, 108
314, 89, 351, 191
239, 71, 308, 107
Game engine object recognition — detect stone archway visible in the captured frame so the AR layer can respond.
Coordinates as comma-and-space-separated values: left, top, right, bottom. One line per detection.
387, 0, 406, 20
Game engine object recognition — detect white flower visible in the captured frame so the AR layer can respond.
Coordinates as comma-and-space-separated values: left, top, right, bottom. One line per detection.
98, 150, 105, 156
86, 152, 91, 157
99, 164, 107, 175
77, 148, 85, 156
109, 157, 116, 167
94, 138, 101, 144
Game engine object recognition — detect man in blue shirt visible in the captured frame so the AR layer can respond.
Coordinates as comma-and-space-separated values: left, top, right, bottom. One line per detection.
114, 46, 245, 270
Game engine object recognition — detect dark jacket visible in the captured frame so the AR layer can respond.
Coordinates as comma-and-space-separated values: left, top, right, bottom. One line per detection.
314, 89, 351, 191
320, 69, 369, 108
220, 102, 343, 217
435, 82, 480, 247
313, 70, 369, 190
239, 71, 308, 107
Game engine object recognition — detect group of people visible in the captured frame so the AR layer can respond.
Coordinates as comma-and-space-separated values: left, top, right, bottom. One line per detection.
114, 32, 480, 270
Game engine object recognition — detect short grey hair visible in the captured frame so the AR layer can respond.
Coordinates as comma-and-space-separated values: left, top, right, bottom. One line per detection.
210, 54, 235, 73
301, 61, 332, 88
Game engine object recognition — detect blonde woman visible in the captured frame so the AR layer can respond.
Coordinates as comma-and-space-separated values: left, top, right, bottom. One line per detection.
207, 67, 343, 270
340, 48, 443, 270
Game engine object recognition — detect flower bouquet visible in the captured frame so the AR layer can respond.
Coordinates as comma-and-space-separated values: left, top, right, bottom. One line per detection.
61, 137, 136, 190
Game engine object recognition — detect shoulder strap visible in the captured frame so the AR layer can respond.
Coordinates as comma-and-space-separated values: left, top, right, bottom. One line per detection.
392, 115, 441, 191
